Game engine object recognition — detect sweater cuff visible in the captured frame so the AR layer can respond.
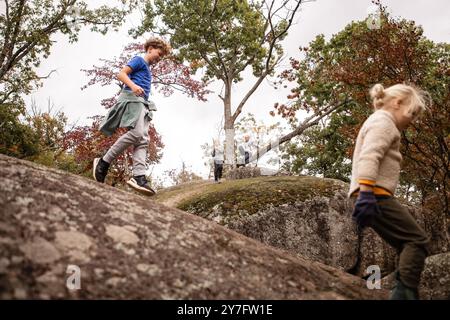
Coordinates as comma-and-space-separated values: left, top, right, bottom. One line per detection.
358, 179, 376, 186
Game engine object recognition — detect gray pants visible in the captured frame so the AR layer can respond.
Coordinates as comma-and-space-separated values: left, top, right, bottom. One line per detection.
103, 106, 150, 176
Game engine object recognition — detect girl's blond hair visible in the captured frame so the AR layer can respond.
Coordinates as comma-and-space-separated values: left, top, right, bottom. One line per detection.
369, 83, 431, 120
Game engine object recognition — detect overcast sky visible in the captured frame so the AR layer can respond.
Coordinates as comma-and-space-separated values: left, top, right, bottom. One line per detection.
25, 0, 450, 184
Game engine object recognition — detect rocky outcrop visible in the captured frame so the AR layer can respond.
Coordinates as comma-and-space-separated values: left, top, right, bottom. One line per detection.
355, 227, 397, 277
227, 193, 358, 271
381, 252, 450, 300
0, 154, 386, 299
420, 252, 450, 299
177, 177, 359, 271
172, 176, 449, 281
226, 166, 261, 180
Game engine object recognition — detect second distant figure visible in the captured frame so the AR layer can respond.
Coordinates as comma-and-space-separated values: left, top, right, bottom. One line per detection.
237, 134, 253, 168
211, 139, 224, 183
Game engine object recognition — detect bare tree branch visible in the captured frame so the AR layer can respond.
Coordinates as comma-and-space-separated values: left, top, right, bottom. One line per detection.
248, 99, 350, 162
199, 52, 223, 81
231, 1, 302, 123
37, 69, 57, 80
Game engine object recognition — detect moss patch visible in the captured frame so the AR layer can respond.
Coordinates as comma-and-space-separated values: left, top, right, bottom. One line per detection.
177, 176, 346, 217
152, 180, 210, 203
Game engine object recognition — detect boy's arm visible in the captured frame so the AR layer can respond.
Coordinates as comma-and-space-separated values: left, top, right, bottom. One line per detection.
117, 66, 144, 96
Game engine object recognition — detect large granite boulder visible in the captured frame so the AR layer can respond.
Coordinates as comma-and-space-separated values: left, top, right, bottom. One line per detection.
177, 177, 359, 271
420, 252, 450, 299
170, 177, 448, 279
381, 252, 450, 300
226, 166, 262, 180
0, 154, 386, 299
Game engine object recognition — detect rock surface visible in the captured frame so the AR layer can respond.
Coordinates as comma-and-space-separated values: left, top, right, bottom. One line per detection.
165, 177, 448, 280
226, 193, 358, 271
226, 167, 261, 180
419, 252, 450, 300
0, 154, 386, 299
381, 252, 450, 300
175, 177, 360, 271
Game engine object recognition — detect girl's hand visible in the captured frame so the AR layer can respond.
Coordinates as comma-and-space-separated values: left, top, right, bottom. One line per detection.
131, 84, 144, 97
352, 191, 381, 229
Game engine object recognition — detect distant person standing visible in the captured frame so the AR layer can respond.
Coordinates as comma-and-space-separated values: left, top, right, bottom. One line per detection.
92, 38, 171, 196
211, 139, 224, 183
237, 134, 253, 168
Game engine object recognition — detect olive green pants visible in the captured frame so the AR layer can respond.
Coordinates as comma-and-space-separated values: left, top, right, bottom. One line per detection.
369, 196, 429, 289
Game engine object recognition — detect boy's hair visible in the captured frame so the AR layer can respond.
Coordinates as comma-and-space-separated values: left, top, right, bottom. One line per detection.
144, 37, 172, 57
370, 83, 432, 120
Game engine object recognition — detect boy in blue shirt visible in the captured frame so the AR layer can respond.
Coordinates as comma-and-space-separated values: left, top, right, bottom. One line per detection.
93, 38, 171, 196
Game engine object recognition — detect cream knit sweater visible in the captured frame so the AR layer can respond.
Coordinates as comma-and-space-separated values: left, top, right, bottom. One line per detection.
348, 109, 403, 197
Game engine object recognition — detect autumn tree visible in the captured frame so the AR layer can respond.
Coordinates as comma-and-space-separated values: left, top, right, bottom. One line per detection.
130, 0, 304, 166
279, 112, 355, 182
0, 0, 138, 108
0, 96, 81, 172
81, 43, 210, 108
0, 103, 39, 157
0, 0, 138, 161
27, 99, 85, 173
273, 7, 449, 211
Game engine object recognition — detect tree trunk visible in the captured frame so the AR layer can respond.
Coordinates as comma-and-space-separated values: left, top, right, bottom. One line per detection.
223, 83, 235, 167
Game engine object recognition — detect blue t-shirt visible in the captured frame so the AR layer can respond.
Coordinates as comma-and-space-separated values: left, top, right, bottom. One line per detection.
123, 56, 152, 100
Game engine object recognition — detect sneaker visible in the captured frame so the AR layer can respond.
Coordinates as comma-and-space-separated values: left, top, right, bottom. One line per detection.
389, 273, 419, 300
127, 175, 156, 196
93, 157, 110, 183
